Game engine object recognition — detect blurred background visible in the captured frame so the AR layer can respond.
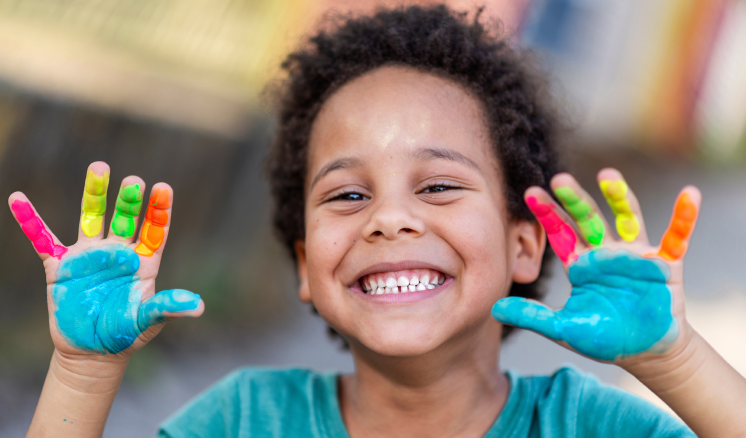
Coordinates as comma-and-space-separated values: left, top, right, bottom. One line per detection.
1, 0, 745, 435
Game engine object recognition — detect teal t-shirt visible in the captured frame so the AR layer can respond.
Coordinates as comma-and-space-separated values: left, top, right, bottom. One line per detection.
157, 367, 695, 438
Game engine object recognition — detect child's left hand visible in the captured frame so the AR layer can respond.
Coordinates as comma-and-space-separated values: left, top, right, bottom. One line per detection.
492, 168, 699, 365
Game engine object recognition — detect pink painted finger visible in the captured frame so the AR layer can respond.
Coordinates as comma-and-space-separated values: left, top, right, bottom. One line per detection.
8, 192, 67, 260
525, 192, 579, 265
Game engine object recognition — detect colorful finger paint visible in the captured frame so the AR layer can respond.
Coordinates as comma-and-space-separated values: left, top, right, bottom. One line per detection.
135, 188, 170, 257
599, 180, 640, 242
659, 193, 698, 261
526, 196, 577, 264
80, 170, 110, 237
52, 244, 201, 354
553, 187, 605, 246
11, 200, 67, 259
492, 248, 678, 361
112, 184, 143, 238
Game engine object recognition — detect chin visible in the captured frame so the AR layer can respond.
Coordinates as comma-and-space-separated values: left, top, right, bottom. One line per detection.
351, 323, 446, 358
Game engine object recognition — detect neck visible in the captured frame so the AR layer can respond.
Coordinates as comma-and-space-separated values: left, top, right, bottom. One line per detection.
340, 320, 509, 437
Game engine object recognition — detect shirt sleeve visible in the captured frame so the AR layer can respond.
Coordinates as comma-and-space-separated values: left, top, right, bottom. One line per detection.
157, 370, 244, 438
575, 373, 696, 438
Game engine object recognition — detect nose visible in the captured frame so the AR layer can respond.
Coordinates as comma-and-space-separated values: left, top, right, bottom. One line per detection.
362, 195, 425, 241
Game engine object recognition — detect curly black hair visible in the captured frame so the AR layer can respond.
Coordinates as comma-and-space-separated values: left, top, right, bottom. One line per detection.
266, 4, 562, 343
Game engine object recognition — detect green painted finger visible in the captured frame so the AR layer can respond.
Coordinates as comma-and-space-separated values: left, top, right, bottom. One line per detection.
80, 170, 109, 237
112, 184, 144, 238
553, 186, 605, 246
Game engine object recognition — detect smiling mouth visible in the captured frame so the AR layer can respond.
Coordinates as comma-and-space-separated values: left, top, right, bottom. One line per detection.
358, 269, 446, 295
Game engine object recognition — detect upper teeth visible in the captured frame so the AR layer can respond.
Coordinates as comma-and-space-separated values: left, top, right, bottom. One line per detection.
360, 269, 445, 294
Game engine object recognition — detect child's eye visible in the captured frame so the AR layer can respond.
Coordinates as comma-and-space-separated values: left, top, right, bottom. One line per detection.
421, 183, 461, 193
328, 191, 368, 202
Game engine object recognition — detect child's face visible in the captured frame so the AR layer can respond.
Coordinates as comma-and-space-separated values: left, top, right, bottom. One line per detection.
296, 66, 543, 357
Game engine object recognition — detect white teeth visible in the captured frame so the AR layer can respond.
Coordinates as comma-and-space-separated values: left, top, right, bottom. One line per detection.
393, 286, 400, 294
408, 285, 416, 292
431, 274, 439, 285
397, 276, 409, 287
426, 284, 435, 289
416, 283, 426, 291
375, 287, 383, 295
409, 276, 419, 285
420, 274, 429, 285
386, 277, 397, 288
385, 287, 393, 294
374, 278, 382, 288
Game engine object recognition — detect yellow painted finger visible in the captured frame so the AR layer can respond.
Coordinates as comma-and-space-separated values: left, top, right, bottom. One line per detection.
599, 180, 640, 242
80, 169, 110, 237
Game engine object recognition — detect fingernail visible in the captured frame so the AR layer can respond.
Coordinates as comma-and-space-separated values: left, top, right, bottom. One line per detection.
80, 169, 109, 237
135, 188, 170, 257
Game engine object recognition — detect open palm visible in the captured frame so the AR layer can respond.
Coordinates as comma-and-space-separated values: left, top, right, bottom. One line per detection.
8, 162, 203, 359
492, 168, 699, 363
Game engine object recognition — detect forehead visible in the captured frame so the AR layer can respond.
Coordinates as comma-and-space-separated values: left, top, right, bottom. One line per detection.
307, 65, 494, 170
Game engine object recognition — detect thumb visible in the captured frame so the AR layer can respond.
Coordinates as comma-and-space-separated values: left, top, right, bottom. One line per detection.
491, 297, 564, 341
138, 289, 203, 333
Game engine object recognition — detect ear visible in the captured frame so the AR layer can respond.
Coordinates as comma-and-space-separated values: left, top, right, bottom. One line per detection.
294, 240, 312, 303
511, 220, 546, 284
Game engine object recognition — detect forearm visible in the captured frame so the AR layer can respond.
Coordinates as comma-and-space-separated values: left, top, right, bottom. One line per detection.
27, 350, 128, 438
625, 329, 746, 437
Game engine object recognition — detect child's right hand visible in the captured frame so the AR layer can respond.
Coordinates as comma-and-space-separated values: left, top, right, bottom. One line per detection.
8, 161, 203, 366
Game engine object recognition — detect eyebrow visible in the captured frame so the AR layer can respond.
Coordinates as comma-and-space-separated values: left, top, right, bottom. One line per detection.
412, 147, 481, 171
310, 146, 481, 190
310, 157, 363, 189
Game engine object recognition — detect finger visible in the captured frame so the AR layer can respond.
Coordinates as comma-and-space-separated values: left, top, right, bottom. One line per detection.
134, 184, 172, 257
550, 173, 609, 247
78, 162, 110, 240
525, 187, 585, 265
8, 192, 68, 260
137, 289, 204, 332
108, 176, 146, 243
658, 186, 701, 261
597, 168, 648, 243
492, 297, 563, 341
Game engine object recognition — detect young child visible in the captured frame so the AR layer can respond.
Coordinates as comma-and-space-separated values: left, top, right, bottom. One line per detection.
11, 5, 746, 437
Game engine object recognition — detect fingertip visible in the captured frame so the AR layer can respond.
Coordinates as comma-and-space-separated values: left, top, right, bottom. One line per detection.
120, 175, 146, 189
88, 161, 110, 176
8, 191, 26, 207
680, 185, 702, 207
549, 172, 576, 189
597, 167, 623, 182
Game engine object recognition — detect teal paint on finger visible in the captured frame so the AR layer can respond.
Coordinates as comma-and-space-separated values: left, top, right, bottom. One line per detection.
52, 245, 200, 354
492, 249, 678, 361
138, 289, 201, 330
492, 297, 562, 340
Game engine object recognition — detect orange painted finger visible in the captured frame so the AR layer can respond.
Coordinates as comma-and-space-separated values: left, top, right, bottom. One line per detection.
658, 188, 700, 261
134, 186, 172, 257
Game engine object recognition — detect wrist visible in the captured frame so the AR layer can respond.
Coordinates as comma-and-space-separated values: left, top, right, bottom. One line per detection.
619, 323, 703, 396
50, 349, 129, 395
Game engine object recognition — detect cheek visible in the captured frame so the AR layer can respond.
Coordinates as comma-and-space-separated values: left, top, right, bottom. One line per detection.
305, 214, 359, 285
437, 202, 510, 295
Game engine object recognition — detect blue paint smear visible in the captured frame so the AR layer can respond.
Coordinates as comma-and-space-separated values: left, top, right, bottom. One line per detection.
52, 244, 201, 354
492, 249, 677, 361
